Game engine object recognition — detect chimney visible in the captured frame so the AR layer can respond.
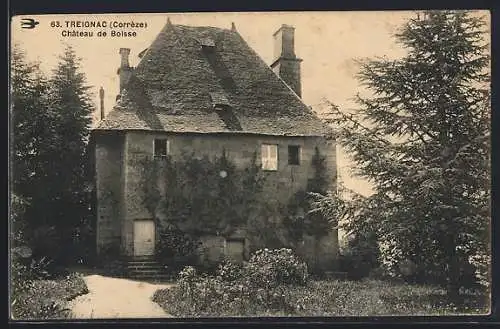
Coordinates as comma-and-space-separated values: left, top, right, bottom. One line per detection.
117, 48, 132, 93
99, 86, 105, 120
270, 24, 303, 98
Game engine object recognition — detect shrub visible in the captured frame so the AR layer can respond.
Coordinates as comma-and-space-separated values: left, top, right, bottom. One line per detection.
216, 260, 243, 282
10, 264, 89, 320
156, 227, 200, 272
153, 248, 310, 317
153, 272, 489, 317
245, 248, 308, 287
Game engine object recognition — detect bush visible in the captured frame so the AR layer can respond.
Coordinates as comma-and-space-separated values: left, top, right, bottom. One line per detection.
152, 248, 310, 316
153, 276, 489, 317
10, 261, 89, 320
216, 260, 243, 282
12, 254, 51, 282
156, 227, 200, 272
245, 248, 308, 287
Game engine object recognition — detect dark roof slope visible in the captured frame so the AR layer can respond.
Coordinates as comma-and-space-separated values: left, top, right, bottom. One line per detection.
95, 22, 331, 136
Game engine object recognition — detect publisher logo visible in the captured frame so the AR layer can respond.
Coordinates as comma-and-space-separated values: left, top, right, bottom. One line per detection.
21, 18, 39, 29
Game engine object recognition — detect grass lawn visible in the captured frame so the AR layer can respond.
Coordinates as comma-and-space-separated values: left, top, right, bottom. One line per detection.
152, 278, 489, 317
10, 273, 89, 320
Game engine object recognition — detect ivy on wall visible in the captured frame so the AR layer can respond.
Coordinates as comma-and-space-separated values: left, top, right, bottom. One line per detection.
140, 151, 267, 261
138, 147, 333, 264
283, 146, 333, 243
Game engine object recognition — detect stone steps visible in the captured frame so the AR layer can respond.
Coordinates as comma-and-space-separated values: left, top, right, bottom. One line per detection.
124, 256, 173, 282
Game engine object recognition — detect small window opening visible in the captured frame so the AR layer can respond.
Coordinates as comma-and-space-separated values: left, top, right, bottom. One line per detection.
200, 38, 216, 50
288, 145, 300, 165
154, 139, 169, 158
209, 92, 231, 109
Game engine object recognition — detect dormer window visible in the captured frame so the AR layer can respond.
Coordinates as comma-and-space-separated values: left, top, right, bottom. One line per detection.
209, 92, 231, 110
154, 139, 169, 159
200, 37, 215, 50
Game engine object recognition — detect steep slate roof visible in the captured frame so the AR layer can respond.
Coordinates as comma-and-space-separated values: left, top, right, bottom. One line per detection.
95, 22, 331, 136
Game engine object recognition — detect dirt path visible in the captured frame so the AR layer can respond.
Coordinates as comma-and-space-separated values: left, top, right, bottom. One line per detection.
69, 274, 174, 319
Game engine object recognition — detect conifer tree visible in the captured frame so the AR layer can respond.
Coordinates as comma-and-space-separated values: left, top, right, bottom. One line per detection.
11, 44, 56, 248
12, 45, 95, 263
11, 45, 51, 200
44, 45, 95, 261
323, 11, 490, 298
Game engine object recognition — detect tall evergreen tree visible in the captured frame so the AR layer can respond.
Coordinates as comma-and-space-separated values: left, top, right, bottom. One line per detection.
323, 11, 490, 298
11, 45, 95, 264
43, 45, 95, 261
11, 44, 58, 249
11, 45, 51, 200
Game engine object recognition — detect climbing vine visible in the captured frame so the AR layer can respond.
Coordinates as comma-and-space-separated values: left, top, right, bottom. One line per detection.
140, 151, 267, 261
139, 147, 333, 265
283, 146, 333, 243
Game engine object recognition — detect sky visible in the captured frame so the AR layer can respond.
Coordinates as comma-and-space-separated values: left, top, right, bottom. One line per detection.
11, 11, 490, 195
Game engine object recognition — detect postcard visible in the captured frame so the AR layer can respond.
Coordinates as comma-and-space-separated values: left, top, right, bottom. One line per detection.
10, 11, 491, 320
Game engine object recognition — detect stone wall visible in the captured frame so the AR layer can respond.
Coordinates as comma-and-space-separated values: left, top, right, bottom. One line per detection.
94, 132, 124, 254
120, 131, 338, 263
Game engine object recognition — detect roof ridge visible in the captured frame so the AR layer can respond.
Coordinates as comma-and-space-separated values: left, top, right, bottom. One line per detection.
172, 23, 234, 32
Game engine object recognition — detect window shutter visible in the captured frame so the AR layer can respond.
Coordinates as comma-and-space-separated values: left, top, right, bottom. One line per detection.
261, 144, 269, 158
270, 145, 277, 158
261, 144, 278, 171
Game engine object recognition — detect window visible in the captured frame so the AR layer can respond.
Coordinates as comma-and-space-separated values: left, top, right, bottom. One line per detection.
200, 37, 215, 48
154, 139, 169, 158
288, 145, 301, 165
209, 92, 231, 110
261, 144, 278, 171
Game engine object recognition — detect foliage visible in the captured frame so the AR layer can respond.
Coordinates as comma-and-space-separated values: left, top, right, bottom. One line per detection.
11, 241, 88, 320
156, 226, 201, 271
340, 230, 381, 280
216, 260, 243, 282
283, 147, 333, 244
308, 146, 331, 195
246, 200, 288, 251
321, 11, 490, 297
143, 151, 265, 236
10, 269, 88, 320
91, 244, 125, 277
11, 44, 95, 266
141, 151, 268, 263
10, 194, 29, 247
245, 248, 309, 287
152, 248, 309, 316
153, 274, 488, 317
11, 46, 51, 200
10, 225, 89, 320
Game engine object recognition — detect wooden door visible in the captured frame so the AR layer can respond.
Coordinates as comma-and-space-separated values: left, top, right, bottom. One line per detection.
224, 239, 244, 263
133, 220, 155, 256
